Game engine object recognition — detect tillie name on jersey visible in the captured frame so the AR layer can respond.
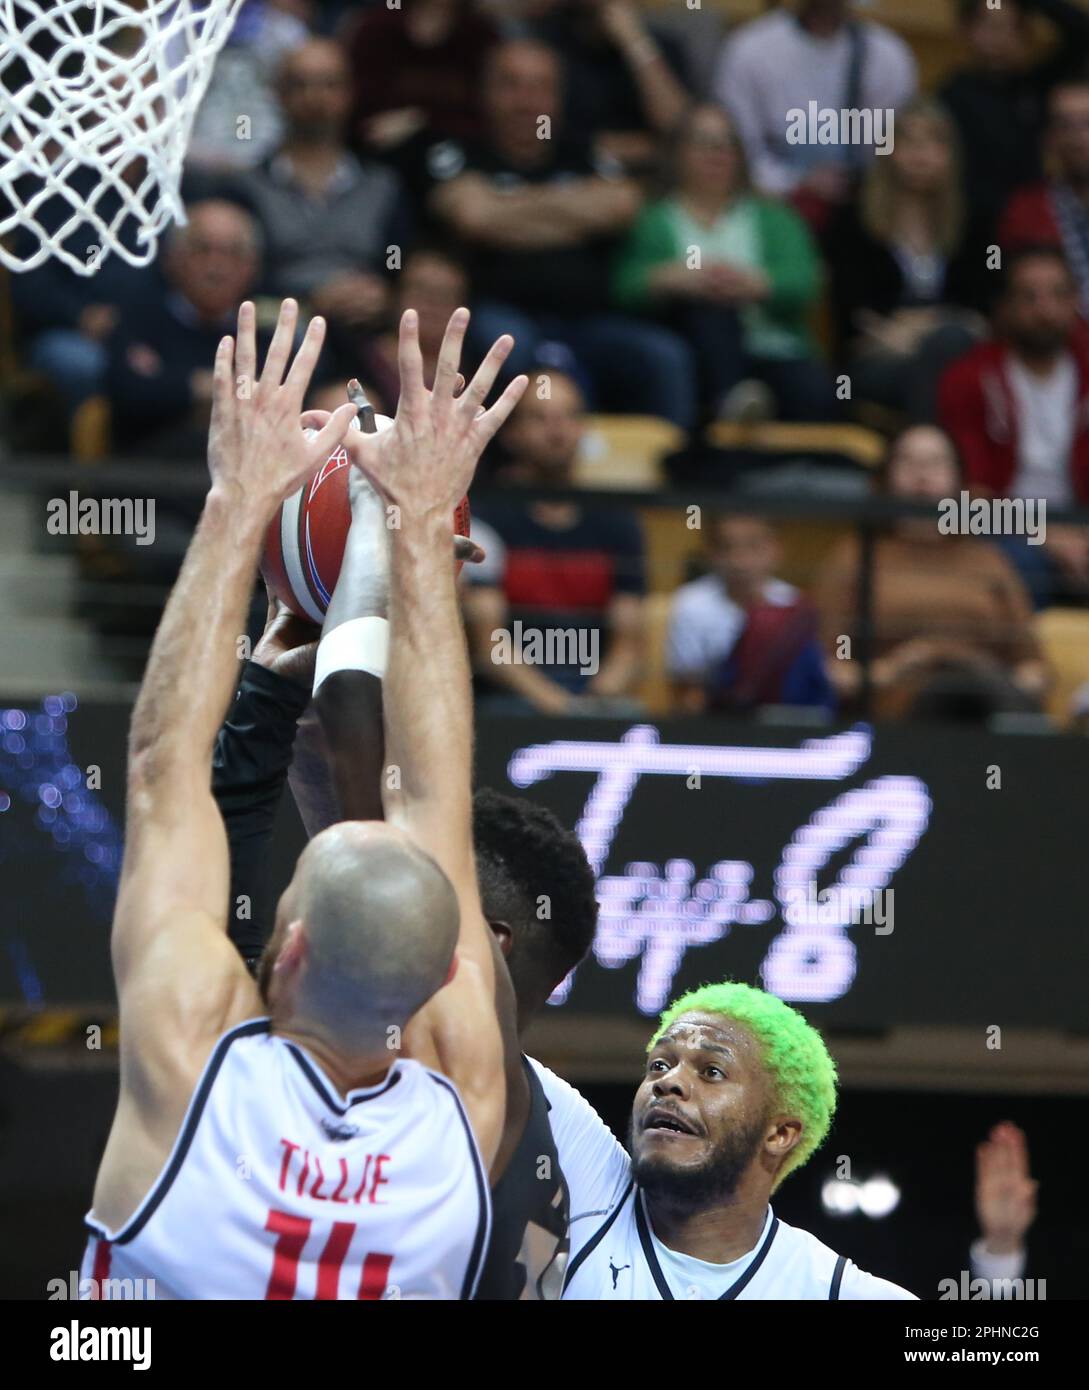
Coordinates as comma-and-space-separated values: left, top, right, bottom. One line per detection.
277, 1139, 391, 1205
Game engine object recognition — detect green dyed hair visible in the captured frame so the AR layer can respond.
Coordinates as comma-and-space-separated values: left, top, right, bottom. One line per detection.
651, 981, 838, 1189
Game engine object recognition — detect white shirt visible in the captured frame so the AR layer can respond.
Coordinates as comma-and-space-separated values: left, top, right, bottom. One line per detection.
666, 575, 798, 681
713, 9, 917, 195
82, 1020, 490, 1300
528, 1057, 915, 1301
1007, 354, 1077, 508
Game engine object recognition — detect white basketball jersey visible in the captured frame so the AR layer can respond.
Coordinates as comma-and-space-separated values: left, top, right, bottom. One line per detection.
81, 1019, 490, 1300
563, 1186, 917, 1300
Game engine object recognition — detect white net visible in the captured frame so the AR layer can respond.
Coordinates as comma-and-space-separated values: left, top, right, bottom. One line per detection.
0, 0, 245, 276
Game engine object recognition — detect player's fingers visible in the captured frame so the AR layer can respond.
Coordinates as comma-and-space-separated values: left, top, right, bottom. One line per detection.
284, 314, 327, 403
460, 334, 513, 416
432, 307, 470, 403
299, 409, 333, 434
308, 401, 357, 466
396, 309, 426, 412
454, 535, 486, 565
234, 301, 256, 396
473, 372, 528, 446
261, 298, 299, 393
211, 333, 234, 419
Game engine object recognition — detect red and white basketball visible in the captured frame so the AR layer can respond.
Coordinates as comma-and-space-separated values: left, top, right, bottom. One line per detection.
262, 415, 472, 622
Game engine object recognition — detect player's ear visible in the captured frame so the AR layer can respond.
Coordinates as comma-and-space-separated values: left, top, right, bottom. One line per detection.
765, 1115, 803, 1160
487, 919, 513, 957
273, 919, 308, 975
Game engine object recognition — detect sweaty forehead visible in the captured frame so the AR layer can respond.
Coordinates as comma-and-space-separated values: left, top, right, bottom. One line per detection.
653, 1012, 760, 1064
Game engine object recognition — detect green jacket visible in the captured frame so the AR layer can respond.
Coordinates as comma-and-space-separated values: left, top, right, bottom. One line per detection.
612, 196, 823, 354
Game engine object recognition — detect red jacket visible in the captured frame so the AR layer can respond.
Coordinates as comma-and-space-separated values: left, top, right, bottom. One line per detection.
937, 338, 1089, 503
997, 183, 1061, 251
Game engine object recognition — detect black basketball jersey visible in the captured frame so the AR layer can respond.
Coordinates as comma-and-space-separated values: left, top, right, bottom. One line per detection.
473, 1056, 569, 1300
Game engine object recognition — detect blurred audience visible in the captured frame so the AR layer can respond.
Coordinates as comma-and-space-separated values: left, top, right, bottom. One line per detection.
940, 0, 1089, 230
998, 78, 1089, 317
105, 200, 264, 455
971, 1122, 1035, 1295
344, 0, 498, 154
463, 371, 646, 713
939, 246, 1089, 606
521, 0, 691, 171
827, 97, 989, 423
235, 38, 410, 370
815, 425, 1048, 721
713, 0, 916, 228
614, 103, 838, 424
9, 166, 150, 411
667, 514, 834, 715
182, 0, 311, 177
426, 38, 696, 427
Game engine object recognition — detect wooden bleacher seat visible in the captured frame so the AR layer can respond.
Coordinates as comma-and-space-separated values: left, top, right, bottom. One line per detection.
1035, 608, 1089, 728
706, 420, 885, 469
70, 394, 111, 462
576, 414, 683, 490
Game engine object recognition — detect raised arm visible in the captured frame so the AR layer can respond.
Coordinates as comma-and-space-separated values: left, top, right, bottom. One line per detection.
112, 301, 356, 1089
343, 308, 526, 1166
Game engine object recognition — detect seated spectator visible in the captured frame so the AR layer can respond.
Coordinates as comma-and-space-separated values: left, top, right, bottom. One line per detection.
814, 425, 1048, 721
826, 97, 990, 423
613, 102, 838, 424
941, 0, 1089, 232
344, 0, 498, 153
9, 165, 152, 411
522, 0, 691, 171
713, 0, 916, 229
426, 38, 696, 427
105, 200, 264, 455
667, 514, 835, 715
182, 0, 310, 178
462, 371, 646, 713
938, 246, 1089, 606
998, 79, 1089, 318
358, 246, 472, 409
235, 38, 410, 372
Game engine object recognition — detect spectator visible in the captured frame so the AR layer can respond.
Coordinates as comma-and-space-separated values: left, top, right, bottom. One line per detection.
358, 246, 472, 410
9, 165, 151, 411
462, 371, 646, 713
182, 0, 311, 178
998, 79, 1089, 318
522, 0, 691, 171
667, 514, 835, 715
235, 38, 410, 371
426, 38, 696, 427
713, 0, 916, 228
344, 0, 498, 153
938, 246, 1089, 606
814, 425, 1048, 721
105, 200, 263, 455
613, 102, 838, 424
826, 97, 989, 423
940, 0, 1089, 231
971, 1122, 1036, 1297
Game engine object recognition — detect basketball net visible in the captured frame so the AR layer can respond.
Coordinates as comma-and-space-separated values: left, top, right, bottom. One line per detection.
0, 0, 245, 276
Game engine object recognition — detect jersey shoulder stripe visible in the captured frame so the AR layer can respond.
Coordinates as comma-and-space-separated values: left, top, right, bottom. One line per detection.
424, 1069, 492, 1300
87, 1016, 272, 1246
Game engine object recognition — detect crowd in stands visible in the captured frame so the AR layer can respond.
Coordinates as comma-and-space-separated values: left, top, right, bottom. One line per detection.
6, 0, 1089, 724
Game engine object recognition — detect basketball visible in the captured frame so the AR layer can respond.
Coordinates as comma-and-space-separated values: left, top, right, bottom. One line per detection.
262, 415, 472, 622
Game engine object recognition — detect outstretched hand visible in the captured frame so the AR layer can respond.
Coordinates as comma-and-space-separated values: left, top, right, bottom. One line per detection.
342, 307, 527, 521
207, 299, 357, 514
975, 1122, 1038, 1255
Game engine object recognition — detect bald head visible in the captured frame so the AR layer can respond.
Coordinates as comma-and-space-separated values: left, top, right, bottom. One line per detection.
265, 823, 459, 1052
